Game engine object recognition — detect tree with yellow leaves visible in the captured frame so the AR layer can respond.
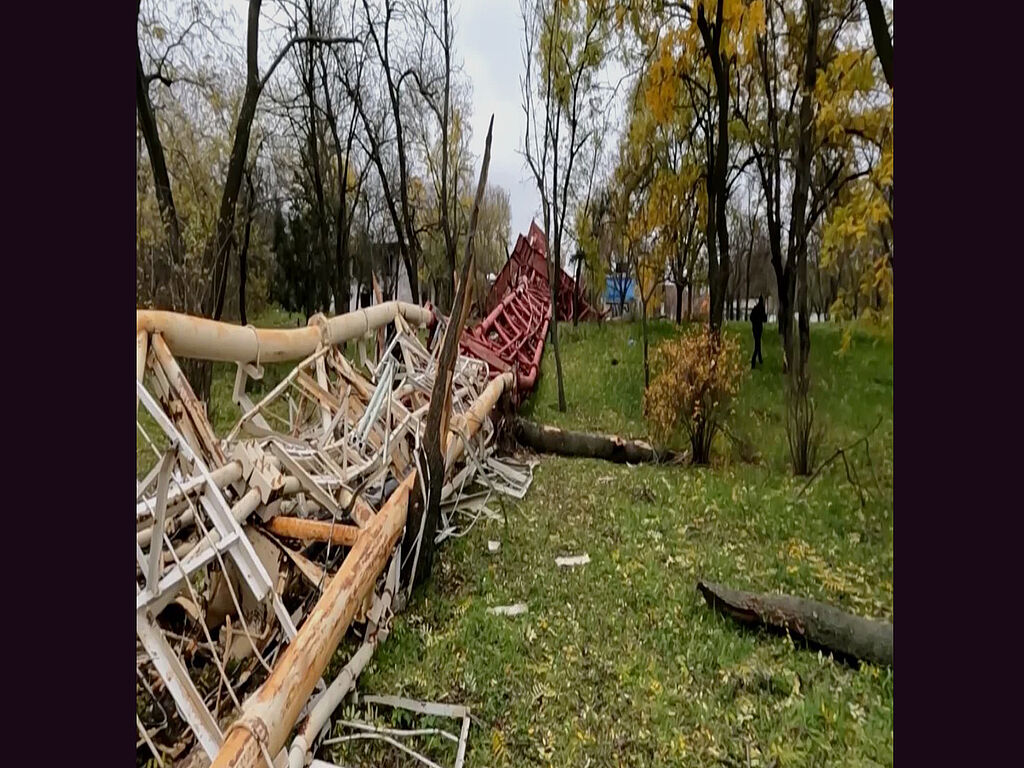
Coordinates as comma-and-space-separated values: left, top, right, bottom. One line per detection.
735, 0, 891, 382
610, 51, 713, 384
817, 41, 893, 345
619, 0, 765, 333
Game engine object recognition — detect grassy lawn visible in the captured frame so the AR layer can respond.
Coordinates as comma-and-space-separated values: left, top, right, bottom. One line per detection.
138, 308, 893, 766
340, 319, 893, 767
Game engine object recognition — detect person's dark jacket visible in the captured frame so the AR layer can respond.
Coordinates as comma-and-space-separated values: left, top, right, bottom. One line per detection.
751, 302, 766, 334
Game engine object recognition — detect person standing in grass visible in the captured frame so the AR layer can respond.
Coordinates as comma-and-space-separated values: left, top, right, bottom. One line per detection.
750, 296, 766, 369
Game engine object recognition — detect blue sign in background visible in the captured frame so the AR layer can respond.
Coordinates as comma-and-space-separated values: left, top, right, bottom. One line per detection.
605, 275, 634, 303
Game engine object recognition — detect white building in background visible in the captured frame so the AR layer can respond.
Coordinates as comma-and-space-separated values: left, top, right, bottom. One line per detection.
328, 253, 415, 314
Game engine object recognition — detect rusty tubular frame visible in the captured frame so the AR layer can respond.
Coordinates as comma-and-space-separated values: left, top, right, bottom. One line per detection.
211, 472, 416, 768
263, 516, 362, 547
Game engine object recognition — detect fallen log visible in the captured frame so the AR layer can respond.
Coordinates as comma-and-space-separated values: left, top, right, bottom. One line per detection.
512, 418, 682, 464
697, 580, 893, 667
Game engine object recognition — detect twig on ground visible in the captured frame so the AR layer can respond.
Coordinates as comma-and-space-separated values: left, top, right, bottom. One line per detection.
797, 416, 884, 504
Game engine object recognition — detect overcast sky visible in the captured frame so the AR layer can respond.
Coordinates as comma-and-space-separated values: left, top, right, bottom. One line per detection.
457, 0, 540, 241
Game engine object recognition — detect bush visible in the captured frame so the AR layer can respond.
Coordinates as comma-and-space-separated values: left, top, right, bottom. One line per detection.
644, 326, 744, 464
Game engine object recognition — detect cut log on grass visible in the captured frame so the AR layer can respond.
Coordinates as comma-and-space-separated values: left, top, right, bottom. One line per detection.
697, 580, 893, 667
513, 418, 682, 464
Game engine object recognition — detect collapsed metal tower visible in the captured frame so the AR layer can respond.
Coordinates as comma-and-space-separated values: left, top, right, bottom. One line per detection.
136, 224, 588, 768
460, 221, 601, 394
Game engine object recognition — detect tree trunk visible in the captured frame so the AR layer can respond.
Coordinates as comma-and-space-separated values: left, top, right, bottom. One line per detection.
304, 0, 329, 317
207, 0, 265, 323
573, 256, 583, 327
788, 0, 820, 392
675, 281, 683, 323
697, 0, 731, 334
238, 172, 255, 325
335, 198, 349, 315
864, 0, 893, 89
135, 4, 182, 311
697, 580, 892, 667
550, 304, 567, 411
514, 418, 682, 464
319, 52, 357, 317
549, 115, 566, 413
641, 300, 649, 388
744, 251, 752, 320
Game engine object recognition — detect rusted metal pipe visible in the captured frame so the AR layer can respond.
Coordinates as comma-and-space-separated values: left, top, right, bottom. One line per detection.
137, 302, 434, 365
286, 553, 399, 768
211, 472, 415, 768
210, 369, 511, 768
444, 372, 513, 469
263, 516, 362, 547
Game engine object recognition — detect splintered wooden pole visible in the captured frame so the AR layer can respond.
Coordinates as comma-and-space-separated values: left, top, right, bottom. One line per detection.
263, 516, 362, 547
512, 418, 682, 464
409, 115, 495, 589
211, 472, 416, 768
697, 580, 894, 668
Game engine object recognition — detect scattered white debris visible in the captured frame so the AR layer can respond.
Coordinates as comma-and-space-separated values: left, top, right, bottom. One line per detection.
555, 554, 591, 568
488, 603, 528, 616
488, 540, 501, 554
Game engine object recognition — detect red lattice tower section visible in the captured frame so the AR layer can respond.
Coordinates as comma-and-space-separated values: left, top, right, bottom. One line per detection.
459, 221, 601, 396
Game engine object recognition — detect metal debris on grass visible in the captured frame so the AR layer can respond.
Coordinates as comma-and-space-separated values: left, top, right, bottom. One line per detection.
555, 554, 591, 567
487, 603, 529, 616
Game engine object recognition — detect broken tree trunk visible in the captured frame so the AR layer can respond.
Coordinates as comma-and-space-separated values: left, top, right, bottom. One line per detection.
512, 418, 682, 464
697, 580, 893, 668
408, 115, 494, 590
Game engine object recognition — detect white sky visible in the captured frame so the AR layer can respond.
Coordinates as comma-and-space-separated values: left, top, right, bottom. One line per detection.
457, 0, 540, 241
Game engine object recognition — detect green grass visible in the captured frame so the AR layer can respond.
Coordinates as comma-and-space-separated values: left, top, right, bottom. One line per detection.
138, 308, 893, 766
338, 318, 893, 768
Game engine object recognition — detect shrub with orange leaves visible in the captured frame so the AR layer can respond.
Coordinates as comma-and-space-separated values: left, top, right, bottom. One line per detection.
643, 326, 744, 464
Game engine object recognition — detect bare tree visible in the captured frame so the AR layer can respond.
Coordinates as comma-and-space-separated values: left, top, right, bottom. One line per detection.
138, 0, 356, 399
207, 0, 357, 321
136, 23, 182, 310
348, 0, 425, 304
521, 0, 610, 412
